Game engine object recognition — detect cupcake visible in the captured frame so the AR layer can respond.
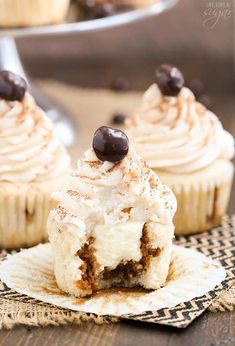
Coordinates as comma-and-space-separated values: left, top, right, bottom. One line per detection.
0, 0, 70, 28
126, 64, 234, 235
0, 70, 71, 249
48, 126, 176, 298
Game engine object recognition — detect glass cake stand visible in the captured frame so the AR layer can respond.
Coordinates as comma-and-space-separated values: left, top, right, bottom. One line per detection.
0, 0, 178, 146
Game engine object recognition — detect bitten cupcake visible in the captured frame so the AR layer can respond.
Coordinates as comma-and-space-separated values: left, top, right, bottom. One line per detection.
48, 126, 176, 298
0, 71, 71, 249
127, 64, 234, 235
0, 0, 70, 27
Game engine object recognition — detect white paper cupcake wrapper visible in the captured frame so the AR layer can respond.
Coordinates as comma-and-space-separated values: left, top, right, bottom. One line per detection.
0, 244, 225, 317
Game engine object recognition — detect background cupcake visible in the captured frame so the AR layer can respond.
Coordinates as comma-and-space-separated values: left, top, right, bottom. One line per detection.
0, 0, 70, 27
126, 64, 234, 235
0, 71, 71, 249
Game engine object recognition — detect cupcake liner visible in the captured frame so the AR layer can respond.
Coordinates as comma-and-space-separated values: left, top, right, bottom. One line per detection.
0, 179, 66, 249
0, 243, 225, 316
0, 0, 70, 27
157, 160, 234, 235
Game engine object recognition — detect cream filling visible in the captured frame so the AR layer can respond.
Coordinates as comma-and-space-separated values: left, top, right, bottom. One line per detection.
92, 221, 144, 270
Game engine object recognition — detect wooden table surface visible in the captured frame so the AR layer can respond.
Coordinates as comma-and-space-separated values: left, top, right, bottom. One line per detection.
0, 311, 234, 346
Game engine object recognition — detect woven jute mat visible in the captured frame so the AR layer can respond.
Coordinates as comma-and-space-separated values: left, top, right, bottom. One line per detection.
0, 81, 234, 329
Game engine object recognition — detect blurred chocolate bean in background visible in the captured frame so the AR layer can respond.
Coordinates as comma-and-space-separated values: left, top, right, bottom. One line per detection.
186, 79, 205, 98
198, 94, 212, 109
111, 112, 127, 125
111, 76, 130, 92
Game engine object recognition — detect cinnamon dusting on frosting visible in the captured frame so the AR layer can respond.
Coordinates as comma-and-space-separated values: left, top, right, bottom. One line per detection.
107, 161, 121, 173
86, 160, 102, 169
55, 206, 68, 221
67, 190, 90, 200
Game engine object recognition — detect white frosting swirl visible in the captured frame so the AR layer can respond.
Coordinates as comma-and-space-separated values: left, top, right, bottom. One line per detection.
51, 147, 176, 233
0, 92, 70, 182
127, 84, 234, 173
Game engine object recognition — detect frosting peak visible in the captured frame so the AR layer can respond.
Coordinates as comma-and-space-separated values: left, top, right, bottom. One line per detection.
51, 147, 176, 233
127, 84, 234, 173
0, 92, 70, 182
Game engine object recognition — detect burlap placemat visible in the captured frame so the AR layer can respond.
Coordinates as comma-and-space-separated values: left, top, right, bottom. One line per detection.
0, 82, 234, 329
